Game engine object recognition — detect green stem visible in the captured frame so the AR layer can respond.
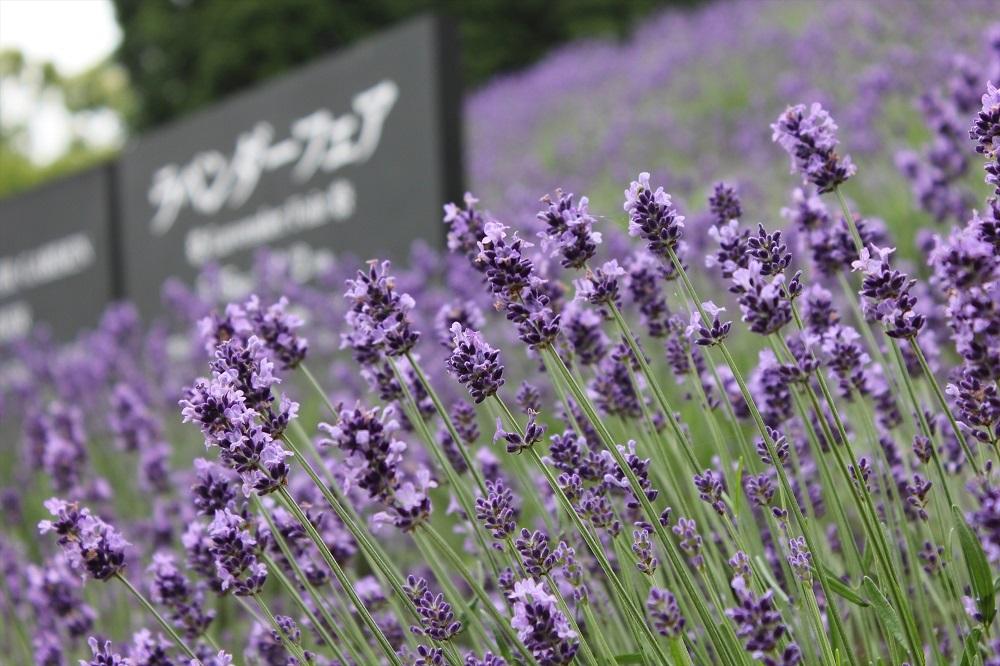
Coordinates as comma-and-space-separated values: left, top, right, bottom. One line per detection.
255, 501, 354, 664
254, 592, 310, 664
277, 486, 403, 665
416, 524, 540, 666
665, 246, 863, 666
909, 337, 981, 473
833, 187, 865, 254
406, 351, 489, 496
299, 362, 339, 416
115, 573, 198, 660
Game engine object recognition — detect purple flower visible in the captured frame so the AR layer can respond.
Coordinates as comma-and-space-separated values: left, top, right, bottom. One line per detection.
240, 295, 308, 369
852, 245, 925, 339
694, 468, 726, 516
36, 403, 88, 494
207, 507, 267, 596
537, 189, 602, 269
574, 260, 625, 315
444, 192, 489, 262
319, 404, 405, 503
208, 336, 278, 411
179, 375, 253, 448
554, 540, 586, 602
781, 187, 829, 232
707, 220, 750, 280
501, 277, 562, 349
786, 536, 812, 582
947, 369, 1000, 442
919, 541, 945, 575
632, 528, 658, 575
190, 459, 236, 516
755, 426, 789, 466
477, 221, 536, 297
905, 474, 933, 522
744, 471, 776, 507
684, 301, 732, 347
562, 304, 608, 365
218, 422, 292, 498
38, 499, 128, 581
509, 578, 578, 666
746, 223, 792, 277
729, 551, 752, 578
709, 182, 742, 226
625, 250, 672, 337
108, 383, 161, 452
464, 652, 508, 666
726, 575, 788, 657
434, 300, 486, 347
81, 637, 130, 666
451, 400, 480, 444
801, 284, 839, 334
493, 413, 546, 454
601, 440, 658, 509
646, 587, 684, 638
404, 576, 463, 642
516, 528, 556, 576
819, 325, 871, 400
343, 260, 421, 358
446, 323, 505, 403
624, 172, 685, 257
130, 629, 174, 666
730, 263, 792, 336
26, 556, 95, 637
415, 644, 445, 666
672, 516, 703, 569
148, 552, 215, 639
372, 467, 437, 532
475, 479, 517, 541
970, 81, 1000, 156
772, 103, 856, 192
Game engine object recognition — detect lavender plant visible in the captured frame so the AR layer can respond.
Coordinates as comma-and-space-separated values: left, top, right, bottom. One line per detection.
5, 3, 1000, 665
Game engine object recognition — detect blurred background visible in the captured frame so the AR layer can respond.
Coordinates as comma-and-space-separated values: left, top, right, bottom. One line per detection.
3, 0, 998, 249
0, 0, 686, 198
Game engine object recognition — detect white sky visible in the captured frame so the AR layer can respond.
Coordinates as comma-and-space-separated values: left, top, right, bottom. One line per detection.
0, 0, 120, 75
0, 0, 122, 163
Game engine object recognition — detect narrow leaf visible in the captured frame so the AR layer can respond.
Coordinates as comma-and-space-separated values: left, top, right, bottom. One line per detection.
861, 577, 907, 650
614, 653, 643, 664
821, 567, 869, 607
953, 505, 997, 627
960, 626, 982, 666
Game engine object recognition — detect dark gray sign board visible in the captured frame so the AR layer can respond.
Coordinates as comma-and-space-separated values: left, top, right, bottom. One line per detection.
117, 14, 463, 317
0, 166, 117, 343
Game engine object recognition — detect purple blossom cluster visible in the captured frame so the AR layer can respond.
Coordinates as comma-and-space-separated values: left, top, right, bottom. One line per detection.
6, 4, 1000, 665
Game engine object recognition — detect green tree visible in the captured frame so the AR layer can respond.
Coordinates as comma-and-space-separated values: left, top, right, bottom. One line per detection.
0, 48, 131, 198
111, 0, 695, 131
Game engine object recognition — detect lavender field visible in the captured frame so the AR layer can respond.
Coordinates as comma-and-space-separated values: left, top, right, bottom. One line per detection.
4, 1, 1000, 664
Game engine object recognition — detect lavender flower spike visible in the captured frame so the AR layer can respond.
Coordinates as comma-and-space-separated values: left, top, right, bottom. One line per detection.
446, 323, 505, 403
624, 172, 685, 258
772, 102, 857, 193
647, 587, 684, 638
38, 498, 128, 581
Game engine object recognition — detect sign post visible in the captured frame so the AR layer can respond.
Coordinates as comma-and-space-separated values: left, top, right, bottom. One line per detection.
0, 167, 117, 343
117, 14, 463, 316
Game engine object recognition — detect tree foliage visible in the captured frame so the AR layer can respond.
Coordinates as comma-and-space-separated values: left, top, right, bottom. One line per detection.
111, 0, 695, 131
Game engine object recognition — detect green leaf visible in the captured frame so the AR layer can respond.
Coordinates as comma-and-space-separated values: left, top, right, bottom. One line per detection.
960, 626, 982, 666
821, 568, 870, 607
614, 653, 643, 664
954, 505, 997, 627
861, 577, 907, 651
862, 542, 876, 574
496, 637, 513, 664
